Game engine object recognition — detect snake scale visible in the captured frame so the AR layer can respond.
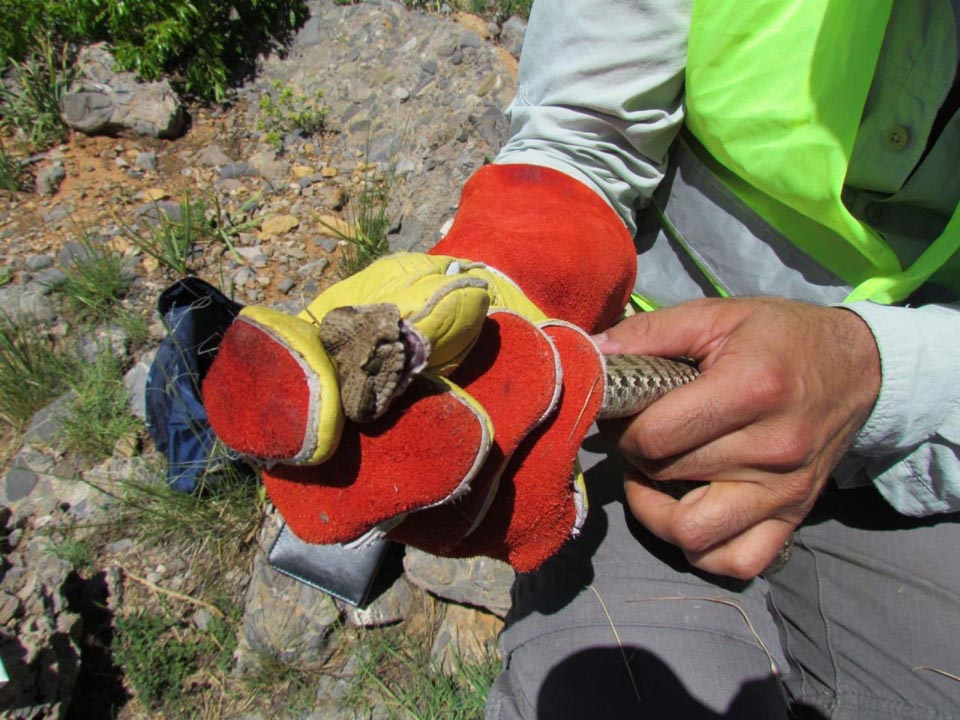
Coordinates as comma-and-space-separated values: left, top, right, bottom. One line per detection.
318, 305, 792, 574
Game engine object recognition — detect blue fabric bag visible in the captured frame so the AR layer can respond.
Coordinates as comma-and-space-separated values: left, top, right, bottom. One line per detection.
145, 277, 249, 493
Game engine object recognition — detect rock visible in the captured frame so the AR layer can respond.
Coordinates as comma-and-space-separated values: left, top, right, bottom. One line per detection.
500, 16, 528, 59
61, 44, 185, 139
277, 277, 296, 294
25, 254, 53, 272
430, 603, 502, 674
220, 162, 258, 180
124, 350, 155, 422
259, 214, 300, 237
196, 145, 234, 167
135, 200, 182, 225
234, 514, 343, 674
135, 151, 158, 171
403, 550, 514, 617
247, 150, 290, 186
344, 577, 414, 628
35, 161, 66, 196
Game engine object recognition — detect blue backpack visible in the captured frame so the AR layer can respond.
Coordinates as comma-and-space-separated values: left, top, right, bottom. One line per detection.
145, 277, 252, 492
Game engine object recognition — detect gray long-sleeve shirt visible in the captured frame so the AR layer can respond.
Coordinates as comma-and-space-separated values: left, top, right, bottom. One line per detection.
496, 0, 960, 516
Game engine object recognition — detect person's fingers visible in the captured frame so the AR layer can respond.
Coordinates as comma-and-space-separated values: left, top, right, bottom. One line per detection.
684, 519, 795, 580
624, 473, 797, 579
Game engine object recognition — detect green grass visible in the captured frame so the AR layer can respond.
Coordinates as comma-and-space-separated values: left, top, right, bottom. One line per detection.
47, 535, 95, 571
0, 139, 26, 192
61, 350, 143, 460
113, 608, 212, 712
328, 173, 393, 279
0, 311, 76, 429
0, 32, 73, 149
118, 193, 251, 277
56, 236, 132, 322
347, 624, 500, 720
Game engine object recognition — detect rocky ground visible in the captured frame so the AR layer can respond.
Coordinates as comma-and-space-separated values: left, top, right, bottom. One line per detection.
0, 2, 529, 717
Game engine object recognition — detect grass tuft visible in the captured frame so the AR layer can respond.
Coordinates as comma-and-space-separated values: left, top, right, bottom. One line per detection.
56, 236, 133, 322
0, 311, 76, 429
61, 349, 143, 461
0, 32, 74, 149
327, 173, 392, 279
257, 80, 331, 151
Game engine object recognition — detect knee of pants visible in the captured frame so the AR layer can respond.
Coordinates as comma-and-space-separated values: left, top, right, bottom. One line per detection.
490, 621, 789, 720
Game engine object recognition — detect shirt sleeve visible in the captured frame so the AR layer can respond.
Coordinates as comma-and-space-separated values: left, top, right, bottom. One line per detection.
835, 301, 960, 516
495, 0, 691, 233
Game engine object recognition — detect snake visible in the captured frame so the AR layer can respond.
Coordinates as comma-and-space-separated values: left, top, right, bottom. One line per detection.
318, 304, 792, 573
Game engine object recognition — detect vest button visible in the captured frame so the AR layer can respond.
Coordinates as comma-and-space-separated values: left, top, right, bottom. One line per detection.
885, 126, 909, 151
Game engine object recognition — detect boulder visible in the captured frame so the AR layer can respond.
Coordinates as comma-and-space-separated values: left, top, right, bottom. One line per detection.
61, 44, 186, 140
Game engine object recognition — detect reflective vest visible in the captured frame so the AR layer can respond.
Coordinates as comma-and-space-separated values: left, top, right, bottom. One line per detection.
678, 0, 960, 304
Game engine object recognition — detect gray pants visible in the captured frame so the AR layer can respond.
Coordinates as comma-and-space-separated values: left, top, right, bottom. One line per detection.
486, 433, 960, 720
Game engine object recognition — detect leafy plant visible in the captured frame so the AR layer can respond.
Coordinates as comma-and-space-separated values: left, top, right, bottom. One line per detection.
61, 349, 143, 460
0, 311, 75, 429
0, 32, 74, 148
56, 236, 132, 322
257, 80, 331, 150
113, 609, 205, 711
0, 0, 310, 103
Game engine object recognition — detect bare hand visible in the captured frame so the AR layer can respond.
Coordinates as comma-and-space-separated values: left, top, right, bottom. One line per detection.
595, 297, 881, 579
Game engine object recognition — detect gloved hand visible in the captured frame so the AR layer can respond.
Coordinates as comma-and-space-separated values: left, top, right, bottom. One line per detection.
202, 163, 637, 571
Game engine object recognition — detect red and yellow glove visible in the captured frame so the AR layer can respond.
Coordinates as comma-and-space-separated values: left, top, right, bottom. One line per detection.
202, 164, 636, 571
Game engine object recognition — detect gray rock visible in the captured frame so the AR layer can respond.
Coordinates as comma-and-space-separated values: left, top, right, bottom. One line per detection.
403, 550, 514, 617
77, 323, 129, 365
41, 205, 73, 225
247, 149, 290, 186
135, 151, 158, 171
460, 31, 483, 49
136, 200, 182, 226
233, 267, 254, 288
220, 162, 258, 179
35, 161, 65, 196
61, 44, 185, 139
234, 514, 343, 674
344, 576, 414, 627
277, 277, 296, 294
57, 241, 93, 268
500, 16, 528, 60
23, 392, 76, 456
421, 58, 438, 75
25, 254, 53, 272
196, 144, 234, 167
124, 350, 155, 421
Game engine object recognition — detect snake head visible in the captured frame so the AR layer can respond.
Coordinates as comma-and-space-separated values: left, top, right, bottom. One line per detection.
320, 304, 429, 423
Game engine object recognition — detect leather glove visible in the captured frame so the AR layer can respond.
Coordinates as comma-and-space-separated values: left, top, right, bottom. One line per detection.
202, 163, 637, 571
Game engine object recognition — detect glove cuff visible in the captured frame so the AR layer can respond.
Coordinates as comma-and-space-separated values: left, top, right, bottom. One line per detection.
430, 163, 636, 334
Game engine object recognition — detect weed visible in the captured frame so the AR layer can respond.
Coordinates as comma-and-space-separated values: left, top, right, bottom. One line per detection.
61, 349, 143, 460
56, 235, 132, 322
0, 311, 75, 429
119, 193, 253, 277
0, 140, 26, 192
257, 80, 331, 150
0, 33, 73, 149
327, 173, 392, 279
48, 536, 95, 571
113, 608, 207, 711
348, 624, 500, 720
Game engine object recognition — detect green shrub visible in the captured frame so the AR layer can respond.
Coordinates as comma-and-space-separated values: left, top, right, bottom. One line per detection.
113, 610, 205, 710
257, 80, 331, 150
56, 235, 132, 322
0, 0, 310, 102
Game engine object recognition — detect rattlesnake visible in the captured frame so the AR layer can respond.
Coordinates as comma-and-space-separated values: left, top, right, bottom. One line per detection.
318, 304, 792, 573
